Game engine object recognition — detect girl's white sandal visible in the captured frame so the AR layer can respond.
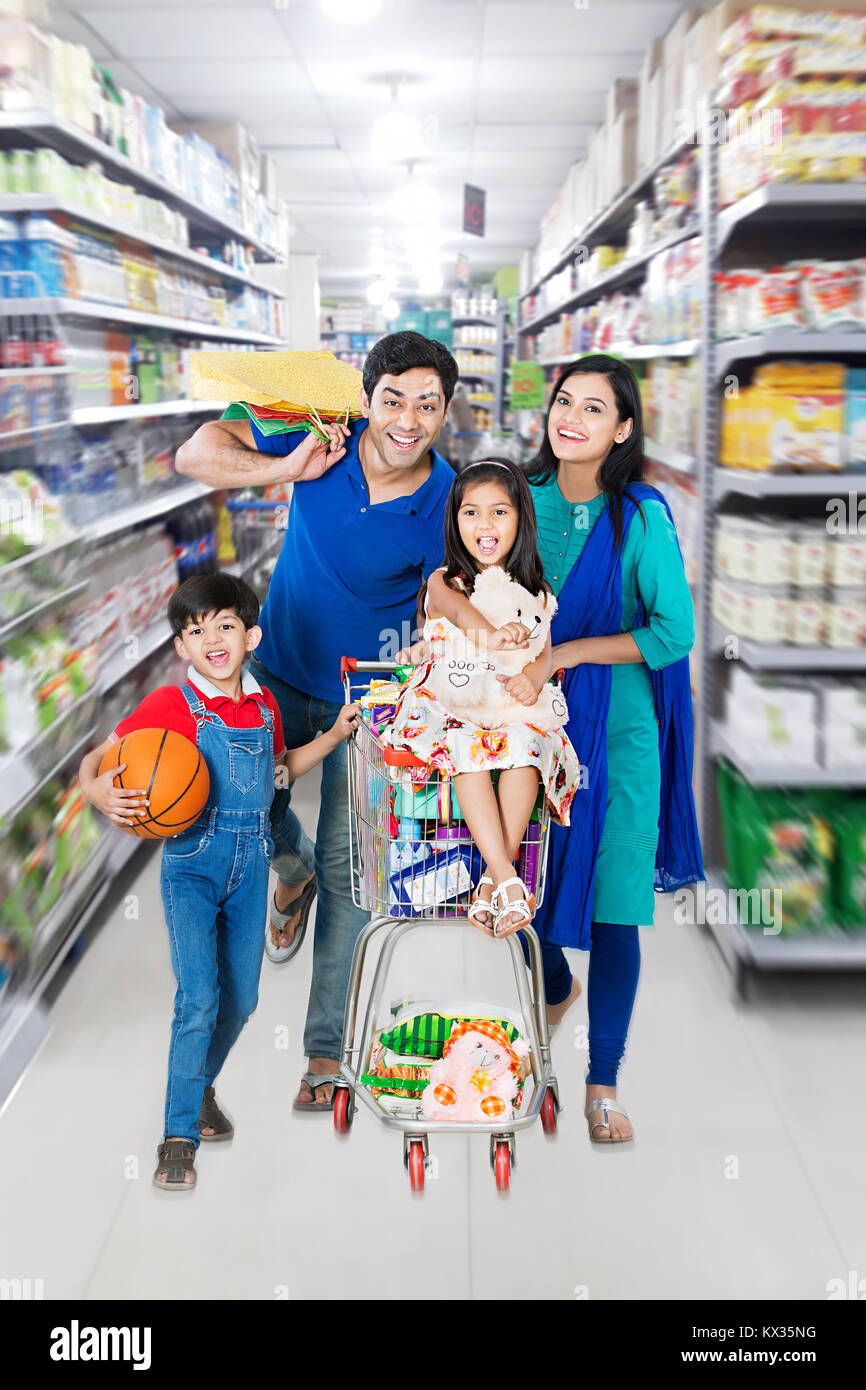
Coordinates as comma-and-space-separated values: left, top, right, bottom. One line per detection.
467, 875, 495, 931
491, 876, 535, 937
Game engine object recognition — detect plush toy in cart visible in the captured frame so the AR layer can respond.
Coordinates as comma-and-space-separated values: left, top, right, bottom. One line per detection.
421, 1019, 530, 1123
425, 565, 569, 732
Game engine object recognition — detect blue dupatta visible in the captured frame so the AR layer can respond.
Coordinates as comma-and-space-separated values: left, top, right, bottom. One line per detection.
533, 483, 704, 949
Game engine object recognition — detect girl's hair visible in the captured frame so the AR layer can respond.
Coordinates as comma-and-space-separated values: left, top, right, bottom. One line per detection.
444, 456, 549, 595
416, 457, 548, 622
525, 353, 650, 550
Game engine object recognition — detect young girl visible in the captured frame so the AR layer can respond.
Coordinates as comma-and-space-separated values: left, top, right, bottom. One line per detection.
383, 458, 580, 938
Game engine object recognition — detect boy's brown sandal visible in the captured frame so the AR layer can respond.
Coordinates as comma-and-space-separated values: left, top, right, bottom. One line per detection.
153, 1139, 196, 1190
198, 1086, 234, 1141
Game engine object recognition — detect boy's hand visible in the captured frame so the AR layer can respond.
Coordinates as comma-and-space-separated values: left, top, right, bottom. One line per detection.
496, 672, 539, 706
331, 702, 361, 742
488, 622, 531, 652
83, 764, 150, 827
394, 639, 430, 665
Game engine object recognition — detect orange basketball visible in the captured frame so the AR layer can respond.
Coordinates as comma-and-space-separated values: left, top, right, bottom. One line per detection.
98, 728, 210, 839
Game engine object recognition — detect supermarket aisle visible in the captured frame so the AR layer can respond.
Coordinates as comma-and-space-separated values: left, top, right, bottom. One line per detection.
1, 768, 864, 1303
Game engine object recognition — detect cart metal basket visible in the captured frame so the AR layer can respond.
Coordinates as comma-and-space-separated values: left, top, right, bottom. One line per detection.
332, 657, 561, 1194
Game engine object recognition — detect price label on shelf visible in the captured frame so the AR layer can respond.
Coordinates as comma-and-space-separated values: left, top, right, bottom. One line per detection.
510, 361, 546, 410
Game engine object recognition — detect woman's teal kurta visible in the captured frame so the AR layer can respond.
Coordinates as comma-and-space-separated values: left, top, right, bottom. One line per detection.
530, 480, 695, 925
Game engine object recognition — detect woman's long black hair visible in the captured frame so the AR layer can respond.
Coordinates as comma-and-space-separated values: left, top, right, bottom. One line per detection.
525, 353, 650, 550
416, 457, 549, 623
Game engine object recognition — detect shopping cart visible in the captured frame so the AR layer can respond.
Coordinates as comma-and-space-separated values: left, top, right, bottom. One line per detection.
333, 657, 561, 1194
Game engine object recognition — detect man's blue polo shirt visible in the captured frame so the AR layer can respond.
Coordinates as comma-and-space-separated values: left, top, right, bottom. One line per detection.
248, 417, 452, 704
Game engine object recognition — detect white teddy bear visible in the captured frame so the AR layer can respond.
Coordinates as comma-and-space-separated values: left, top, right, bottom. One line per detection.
426, 566, 569, 732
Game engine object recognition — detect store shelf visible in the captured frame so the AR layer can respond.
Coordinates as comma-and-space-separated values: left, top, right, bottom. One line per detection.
99, 617, 173, 694
717, 183, 866, 251
711, 620, 866, 670
712, 722, 866, 787
86, 481, 214, 540
0, 111, 284, 263
3, 419, 68, 442
0, 532, 80, 578
644, 438, 698, 474
0, 706, 98, 825
0, 579, 88, 645
519, 221, 700, 336
452, 316, 497, 327
0, 195, 286, 296
459, 369, 497, 382
0, 297, 283, 344
715, 467, 866, 499
73, 400, 222, 426
610, 339, 700, 360
717, 332, 866, 376
519, 135, 690, 303
0, 365, 70, 377
701, 887, 866, 977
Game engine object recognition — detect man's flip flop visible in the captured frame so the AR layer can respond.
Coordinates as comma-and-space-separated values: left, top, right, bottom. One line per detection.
292, 1071, 340, 1113
265, 876, 317, 964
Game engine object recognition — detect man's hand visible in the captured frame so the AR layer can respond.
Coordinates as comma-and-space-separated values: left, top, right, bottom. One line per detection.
288, 421, 350, 481
487, 622, 531, 652
496, 671, 539, 706
82, 764, 150, 827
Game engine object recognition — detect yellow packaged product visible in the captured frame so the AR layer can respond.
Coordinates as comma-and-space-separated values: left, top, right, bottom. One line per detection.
750, 388, 845, 471
753, 361, 846, 390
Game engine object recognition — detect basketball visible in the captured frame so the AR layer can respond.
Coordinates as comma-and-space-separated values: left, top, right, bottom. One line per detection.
98, 728, 210, 839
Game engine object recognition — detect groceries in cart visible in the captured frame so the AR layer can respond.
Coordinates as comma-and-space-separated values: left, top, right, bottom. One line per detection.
362, 1002, 531, 1123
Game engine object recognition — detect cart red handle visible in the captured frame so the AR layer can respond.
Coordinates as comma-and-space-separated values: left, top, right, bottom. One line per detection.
383, 748, 428, 769
340, 656, 358, 680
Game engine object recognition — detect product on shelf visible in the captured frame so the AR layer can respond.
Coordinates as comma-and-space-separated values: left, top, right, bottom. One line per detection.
0, 468, 69, 563
641, 359, 701, 455
716, 761, 838, 933
452, 291, 497, 320
0, 773, 103, 979
0, 622, 98, 753
720, 361, 866, 472
716, 257, 866, 338
455, 349, 496, 376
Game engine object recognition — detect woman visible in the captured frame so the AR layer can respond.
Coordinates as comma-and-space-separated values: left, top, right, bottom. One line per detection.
525, 354, 703, 1145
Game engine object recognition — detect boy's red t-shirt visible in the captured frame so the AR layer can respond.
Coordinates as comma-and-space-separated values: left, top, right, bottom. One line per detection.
111, 666, 286, 759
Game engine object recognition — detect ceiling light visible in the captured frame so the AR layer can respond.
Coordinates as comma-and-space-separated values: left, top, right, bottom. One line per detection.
366, 277, 389, 307
417, 265, 443, 295
383, 297, 400, 320
371, 106, 421, 162
320, 0, 382, 22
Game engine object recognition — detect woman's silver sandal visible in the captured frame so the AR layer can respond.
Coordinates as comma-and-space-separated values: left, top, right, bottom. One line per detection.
585, 1096, 633, 1144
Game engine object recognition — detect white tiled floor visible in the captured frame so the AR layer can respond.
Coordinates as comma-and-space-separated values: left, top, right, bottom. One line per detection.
1, 768, 863, 1300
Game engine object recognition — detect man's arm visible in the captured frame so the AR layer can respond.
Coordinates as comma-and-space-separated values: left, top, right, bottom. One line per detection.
175, 416, 350, 489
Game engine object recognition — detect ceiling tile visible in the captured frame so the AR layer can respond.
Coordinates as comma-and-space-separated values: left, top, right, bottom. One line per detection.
476, 91, 604, 124
473, 122, 593, 152
133, 57, 315, 101
78, 6, 293, 59
279, 0, 482, 60
479, 54, 641, 95
482, 1, 687, 54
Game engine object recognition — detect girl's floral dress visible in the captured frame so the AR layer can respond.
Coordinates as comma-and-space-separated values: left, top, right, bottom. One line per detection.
381, 600, 581, 826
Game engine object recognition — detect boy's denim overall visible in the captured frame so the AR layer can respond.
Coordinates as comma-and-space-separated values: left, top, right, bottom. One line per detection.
159, 683, 274, 1145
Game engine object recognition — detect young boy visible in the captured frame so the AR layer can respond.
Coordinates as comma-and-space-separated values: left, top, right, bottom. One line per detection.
79, 573, 358, 1191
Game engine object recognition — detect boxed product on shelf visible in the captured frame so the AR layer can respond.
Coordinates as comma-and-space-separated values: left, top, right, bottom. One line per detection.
641, 359, 701, 454
833, 795, 866, 926
720, 361, 852, 471
723, 663, 820, 764
824, 682, 866, 767
0, 12, 52, 112
0, 622, 98, 752
659, 6, 705, 153
716, 760, 837, 932
637, 36, 665, 173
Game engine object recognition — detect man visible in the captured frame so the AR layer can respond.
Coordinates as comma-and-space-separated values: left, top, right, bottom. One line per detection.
175, 331, 457, 1108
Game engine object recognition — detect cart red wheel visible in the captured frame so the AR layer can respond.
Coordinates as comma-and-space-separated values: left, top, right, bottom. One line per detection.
408, 1141, 425, 1194
540, 1088, 558, 1136
494, 1140, 511, 1194
333, 1087, 353, 1135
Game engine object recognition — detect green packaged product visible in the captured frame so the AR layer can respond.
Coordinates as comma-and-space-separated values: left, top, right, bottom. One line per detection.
833, 797, 866, 930
717, 762, 836, 932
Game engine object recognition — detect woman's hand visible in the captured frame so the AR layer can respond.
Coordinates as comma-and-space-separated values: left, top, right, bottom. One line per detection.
81, 764, 149, 828
551, 641, 582, 671
288, 421, 350, 482
488, 622, 531, 652
496, 671, 539, 706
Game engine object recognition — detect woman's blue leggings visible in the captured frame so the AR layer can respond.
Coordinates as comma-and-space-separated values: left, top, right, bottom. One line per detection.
520, 923, 641, 1085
